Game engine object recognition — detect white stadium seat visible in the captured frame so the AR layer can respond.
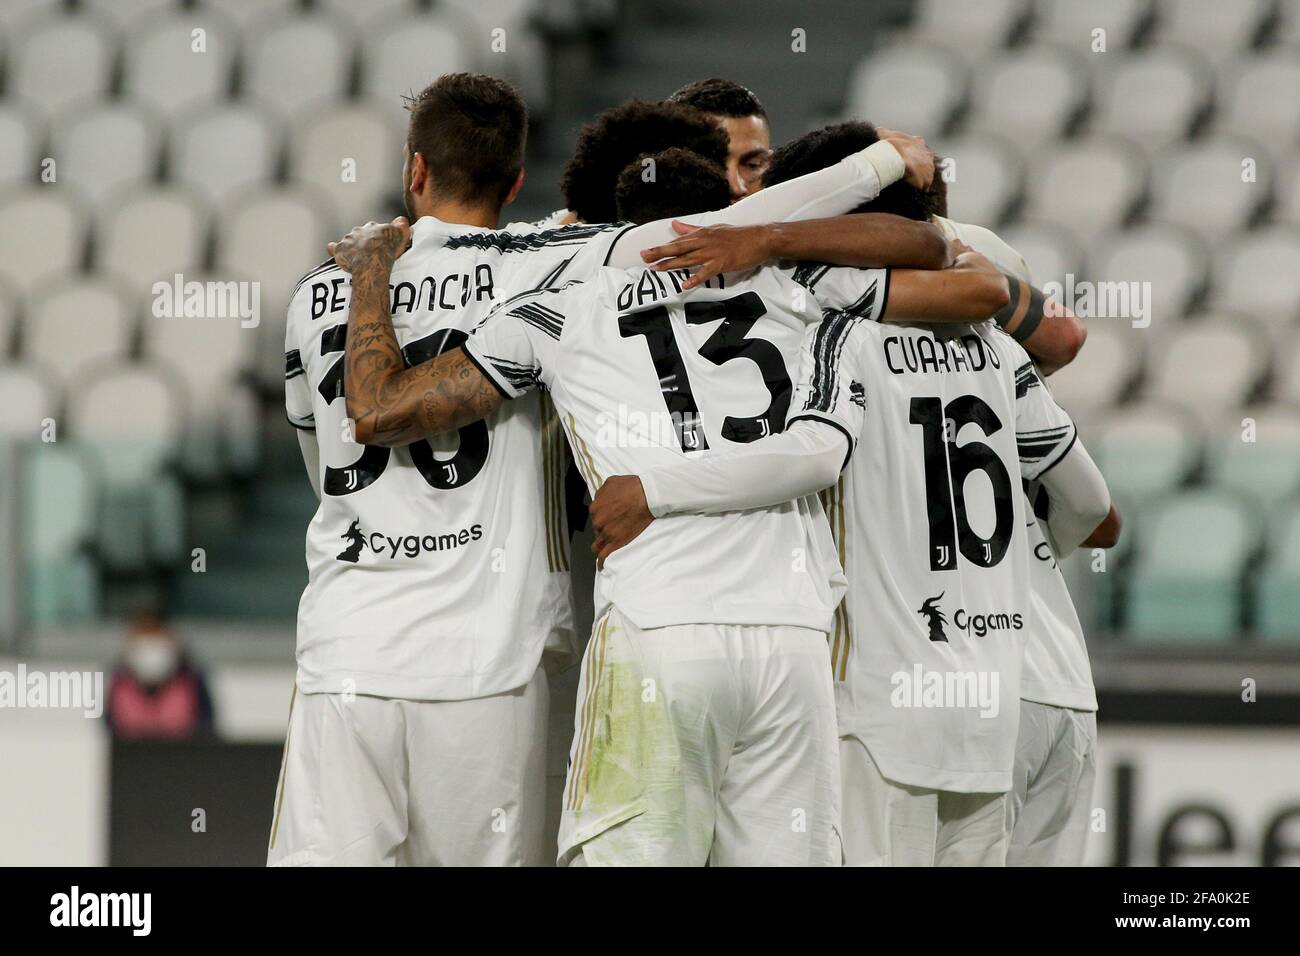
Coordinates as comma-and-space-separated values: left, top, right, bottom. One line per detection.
0, 105, 41, 191
1026, 137, 1146, 238
1213, 227, 1300, 331
1145, 313, 1270, 421
1279, 335, 1300, 405
7, 11, 116, 116
906, 0, 1028, 60
1154, 0, 1272, 60
1149, 137, 1269, 237
243, 13, 354, 121
1032, 0, 1151, 49
215, 188, 335, 316
289, 104, 405, 227
1274, 152, 1300, 227
1088, 224, 1208, 322
967, 45, 1089, 146
361, 15, 476, 119
316, 0, 419, 29
0, 0, 52, 33
23, 279, 136, 391
98, 187, 208, 293
0, 190, 85, 298
1044, 320, 1145, 419
171, 104, 280, 207
1217, 54, 1300, 149
0, 363, 58, 440
0, 278, 16, 357
1090, 46, 1211, 149
123, 11, 238, 120
191, 0, 297, 33
934, 133, 1024, 227
843, 42, 966, 137
49, 103, 161, 209
81, 0, 178, 31
998, 221, 1085, 287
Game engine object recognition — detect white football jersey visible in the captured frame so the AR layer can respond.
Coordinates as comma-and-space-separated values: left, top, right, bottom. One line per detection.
936, 216, 1099, 714
284, 216, 630, 701
790, 305, 1079, 793
463, 262, 892, 633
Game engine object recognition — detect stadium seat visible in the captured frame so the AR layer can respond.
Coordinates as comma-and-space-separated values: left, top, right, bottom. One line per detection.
22, 279, 136, 392
1144, 313, 1269, 421
81, 0, 178, 30
1255, 501, 1300, 642
316, 0, 419, 28
140, 274, 260, 478
1031, 0, 1151, 49
843, 42, 967, 138
1217, 54, 1300, 149
0, 105, 40, 191
0, 0, 52, 32
171, 104, 280, 208
439, 0, 552, 109
1149, 137, 1269, 238
97, 187, 208, 292
1045, 320, 1144, 418
68, 363, 187, 571
123, 10, 238, 120
18, 441, 100, 622
1154, 0, 1272, 61
1025, 137, 1146, 237
1090, 46, 1211, 149
1126, 489, 1258, 641
0, 364, 58, 441
967, 45, 1089, 146
215, 188, 335, 316
191, 0, 297, 33
933, 133, 1024, 227
1088, 224, 1208, 322
7, 11, 116, 116
998, 221, 1084, 287
49, 103, 161, 209
905, 0, 1029, 61
1091, 402, 1201, 505
1205, 406, 1300, 509
1271, 155, 1300, 227
288, 104, 405, 227
1279, 334, 1300, 405
0, 189, 85, 297
244, 12, 355, 121
1212, 227, 1300, 332
0, 278, 16, 357
360, 15, 476, 119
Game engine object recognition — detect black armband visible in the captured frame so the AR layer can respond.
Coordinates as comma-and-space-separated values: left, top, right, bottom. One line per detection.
993, 274, 1046, 343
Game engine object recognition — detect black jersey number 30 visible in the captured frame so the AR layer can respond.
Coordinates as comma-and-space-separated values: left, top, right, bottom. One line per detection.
909, 394, 1014, 571
316, 325, 489, 496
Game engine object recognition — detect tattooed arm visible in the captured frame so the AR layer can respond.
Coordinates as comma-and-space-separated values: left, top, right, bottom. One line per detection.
330, 218, 504, 447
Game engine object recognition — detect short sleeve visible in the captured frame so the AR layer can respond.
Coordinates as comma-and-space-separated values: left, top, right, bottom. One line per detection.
789, 264, 890, 322
463, 286, 570, 398
1014, 355, 1078, 481
284, 287, 315, 431
785, 313, 872, 460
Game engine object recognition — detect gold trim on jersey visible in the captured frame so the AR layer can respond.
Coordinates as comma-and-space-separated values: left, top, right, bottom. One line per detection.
566, 612, 610, 811
540, 394, 570, 573
820, 477, 851, 682
268, 683, 297, 850
564, 413, 603, 491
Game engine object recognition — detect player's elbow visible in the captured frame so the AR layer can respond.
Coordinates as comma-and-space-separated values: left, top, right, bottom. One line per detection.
913, 222, 951, 270
1084, 502, 1122, 549
345, 400, 382, 447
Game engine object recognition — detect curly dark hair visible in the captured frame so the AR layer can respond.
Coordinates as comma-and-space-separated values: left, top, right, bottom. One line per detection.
615, 148, 731, 224
561, 100, 731, 223
763, 122, 948, 221
667, 78, 767, 119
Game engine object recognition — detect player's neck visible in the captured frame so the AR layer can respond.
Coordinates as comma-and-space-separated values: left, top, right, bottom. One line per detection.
421, 198, 502, 230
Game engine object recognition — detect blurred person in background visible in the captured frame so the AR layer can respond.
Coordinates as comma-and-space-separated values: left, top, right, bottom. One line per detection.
105, 612, 215, 740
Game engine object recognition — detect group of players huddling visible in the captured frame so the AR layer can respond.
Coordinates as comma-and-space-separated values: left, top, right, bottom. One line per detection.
271, 72, 1121, 867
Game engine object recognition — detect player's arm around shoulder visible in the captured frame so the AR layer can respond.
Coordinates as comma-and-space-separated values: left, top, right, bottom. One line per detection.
879, 240, 1011, 323
330, 217, 503, 447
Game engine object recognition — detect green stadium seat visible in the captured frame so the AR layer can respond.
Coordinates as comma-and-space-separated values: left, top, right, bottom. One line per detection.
1206, 406, 1300, 509
1126, 489, 1259, 641
1255, 502, 1300, 642
1091, 402, 1201, 506
18, 441, 99, 622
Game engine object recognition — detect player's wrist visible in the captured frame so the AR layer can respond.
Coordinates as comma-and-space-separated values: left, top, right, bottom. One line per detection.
862, 140, 906, 188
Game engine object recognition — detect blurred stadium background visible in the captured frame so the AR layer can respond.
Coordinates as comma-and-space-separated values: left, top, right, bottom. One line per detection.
1, 0, 1298, 866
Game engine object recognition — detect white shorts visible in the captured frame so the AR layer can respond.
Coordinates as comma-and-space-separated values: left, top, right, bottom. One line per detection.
267, 667, 548, 866
558, 607, 840, 867
840, 736, 1008, 866
1005, 699, 1097, 866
